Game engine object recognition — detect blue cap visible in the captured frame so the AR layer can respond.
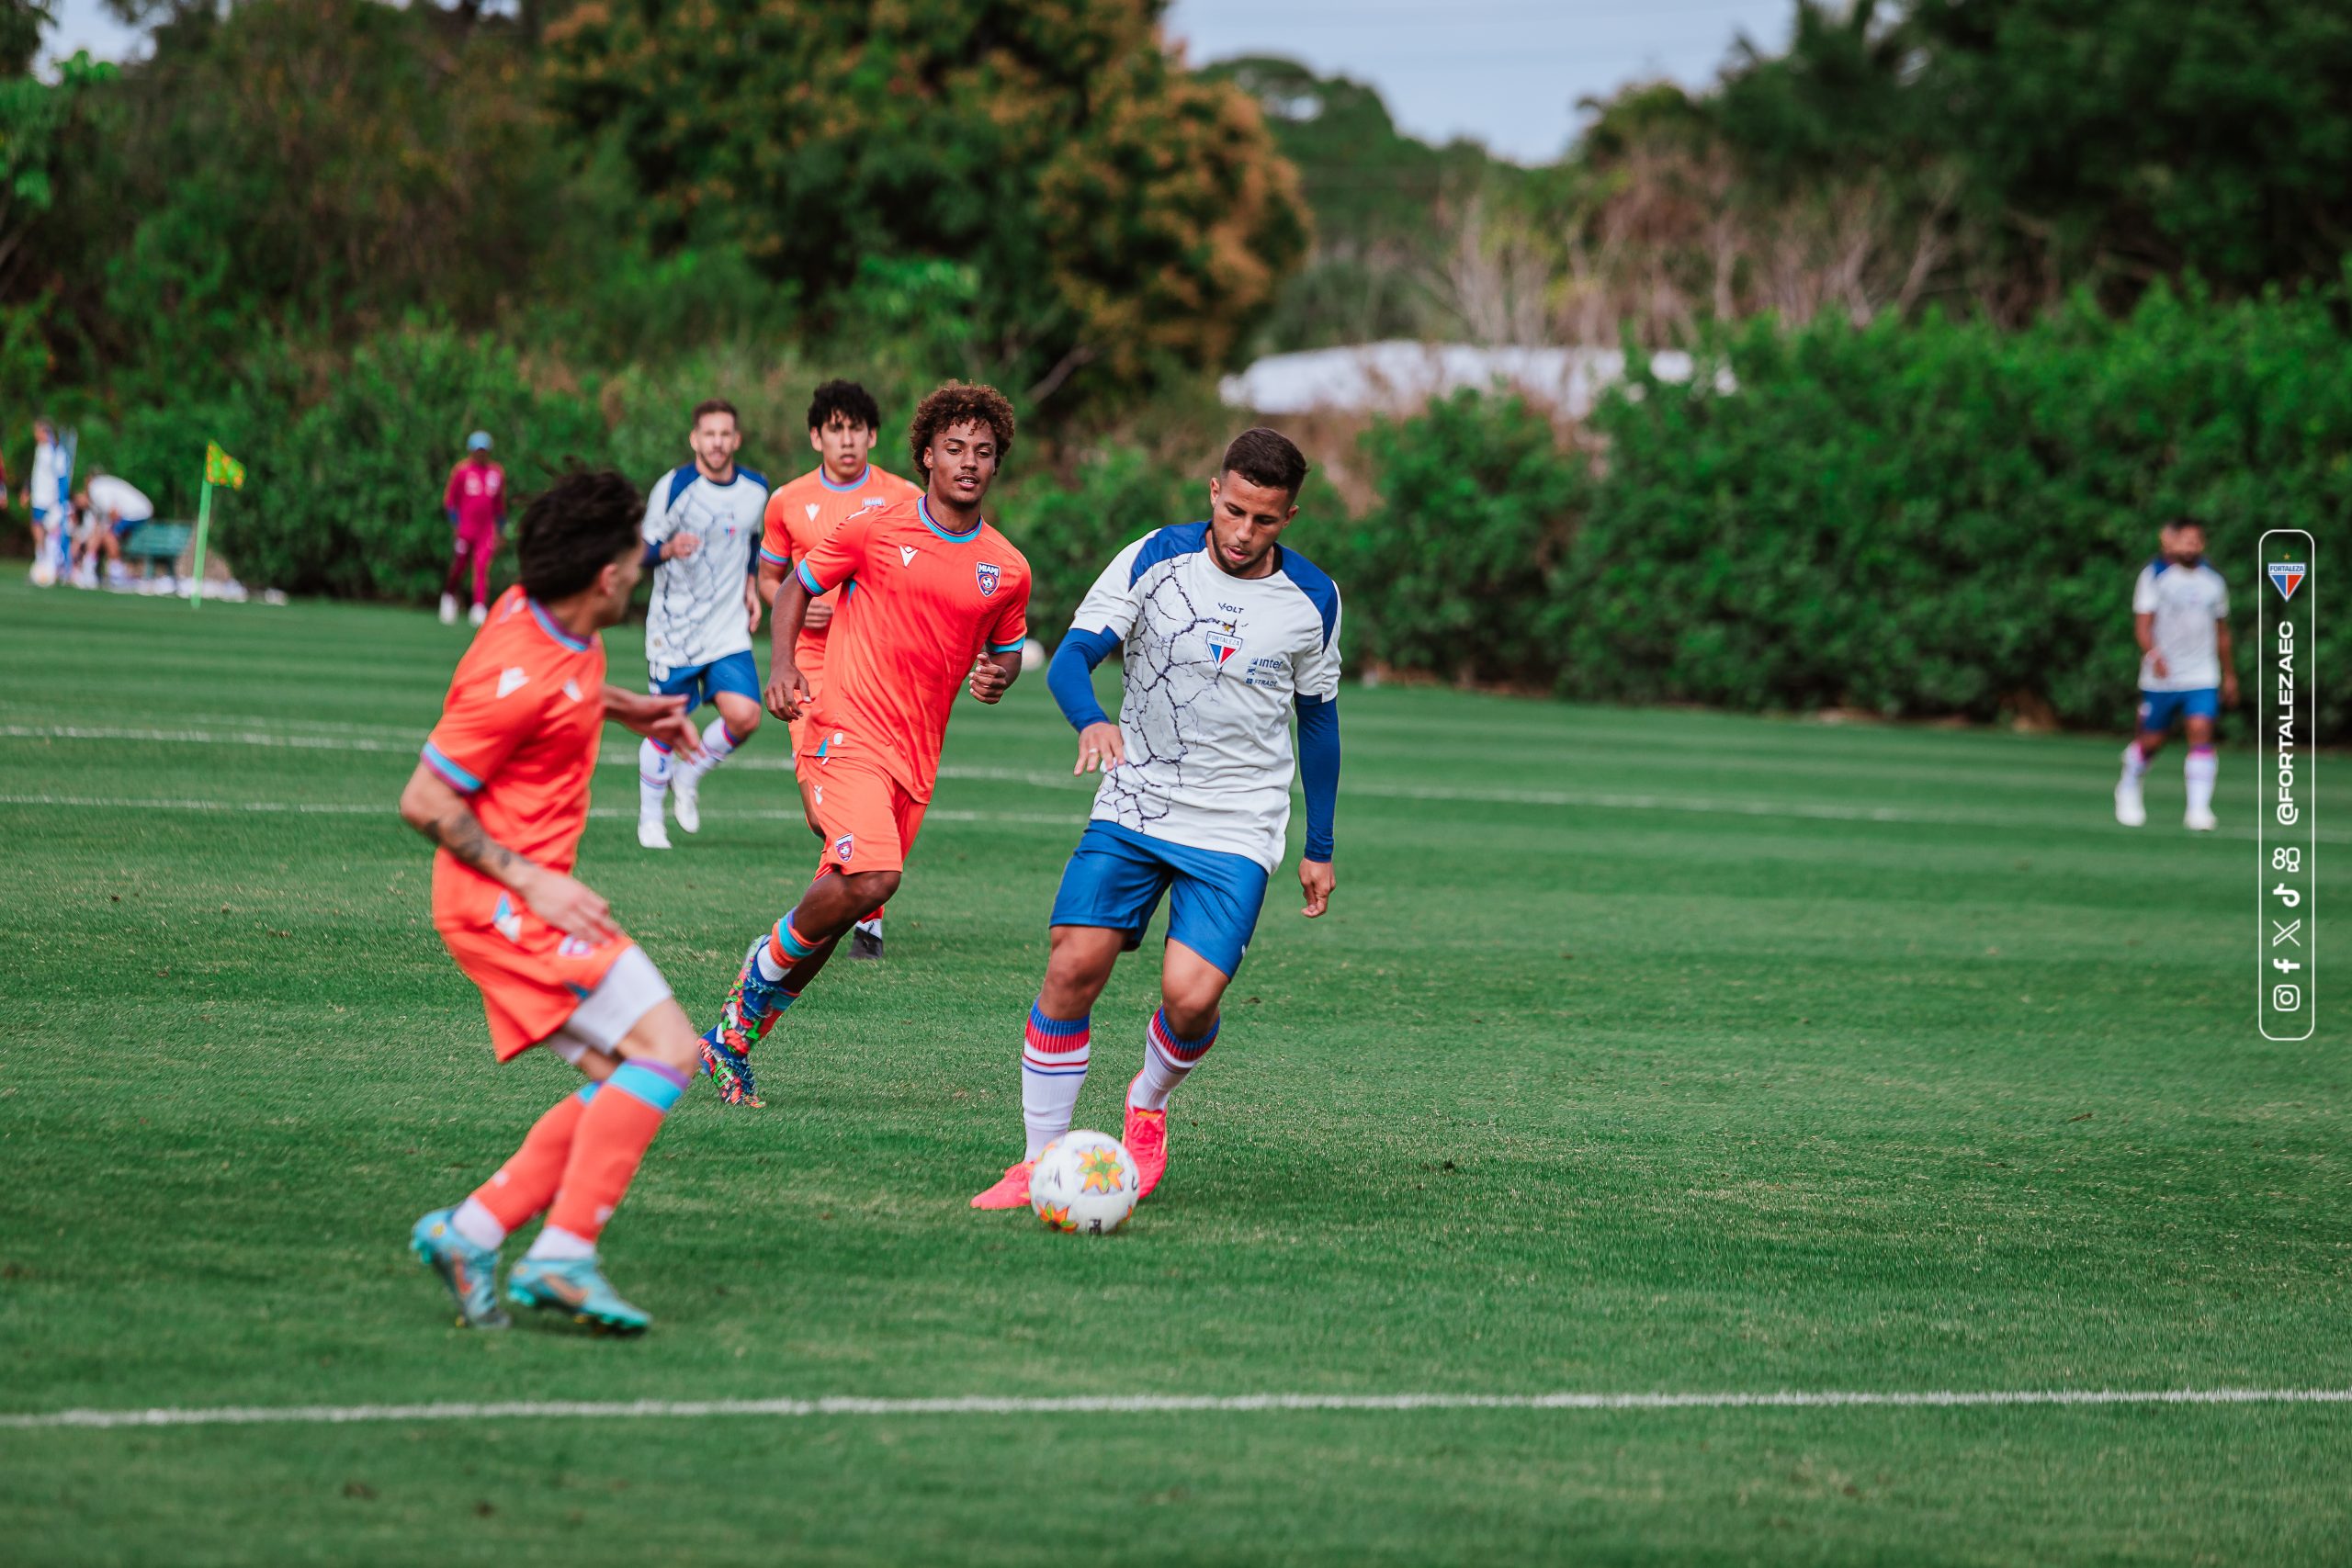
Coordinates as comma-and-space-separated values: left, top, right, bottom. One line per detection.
467, 431, 493, 451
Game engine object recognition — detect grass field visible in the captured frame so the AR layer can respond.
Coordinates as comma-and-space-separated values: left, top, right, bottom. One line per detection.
0, 577, 2345, 1565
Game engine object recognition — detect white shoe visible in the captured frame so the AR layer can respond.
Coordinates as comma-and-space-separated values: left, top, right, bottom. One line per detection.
2185, 807, 2218, 832
468, 602, 487, 627
671, 764, 702, 834
638, 818, 672, 851
438, 593, 458, 625
2114, 777, 2146, 827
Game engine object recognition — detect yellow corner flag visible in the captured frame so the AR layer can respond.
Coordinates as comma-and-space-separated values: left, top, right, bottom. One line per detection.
205, 441, 245, 490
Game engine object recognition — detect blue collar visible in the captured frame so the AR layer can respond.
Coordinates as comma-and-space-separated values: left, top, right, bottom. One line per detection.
527, 598, 593, 653
819, 466, 870, 493
917, 495, 984, 543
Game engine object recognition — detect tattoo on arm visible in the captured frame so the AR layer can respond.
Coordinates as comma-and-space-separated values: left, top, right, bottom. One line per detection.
431, 807, 532, 885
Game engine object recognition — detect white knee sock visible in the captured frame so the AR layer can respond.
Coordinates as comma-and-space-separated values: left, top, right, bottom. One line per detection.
638, 737, 672, 818
2185, 746, 2217, 815
2120, 740, 2149, 780
676, 716, 743, 782
1022, 1004, 1091, 1159
1126, 1008, 1219, 1112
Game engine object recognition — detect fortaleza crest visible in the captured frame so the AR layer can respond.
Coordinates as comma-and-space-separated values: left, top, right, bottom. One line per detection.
1205, 620, 1244, 667
834, 833, 854, 863
2269, 561, 2306, 601
975, 561, 1001, 597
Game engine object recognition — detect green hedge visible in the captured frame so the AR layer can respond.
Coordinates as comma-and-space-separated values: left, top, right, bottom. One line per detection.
1342, 282, 2352, 738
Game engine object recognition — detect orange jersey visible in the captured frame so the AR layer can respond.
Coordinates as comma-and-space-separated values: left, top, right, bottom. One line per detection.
791, 493, 1031, 801
421, 585, 608, 922
758, 464, 922, 689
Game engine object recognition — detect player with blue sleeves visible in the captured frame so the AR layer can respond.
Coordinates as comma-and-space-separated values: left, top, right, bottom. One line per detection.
2115, 516, 2235, 832
972, 428, 1341, 1212
636, 398, 772, 850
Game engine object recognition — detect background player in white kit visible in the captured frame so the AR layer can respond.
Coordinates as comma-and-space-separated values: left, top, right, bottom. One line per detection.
2115, 516, 2235, 831
636, 399, 772, 850
972, 428, 1341, 1212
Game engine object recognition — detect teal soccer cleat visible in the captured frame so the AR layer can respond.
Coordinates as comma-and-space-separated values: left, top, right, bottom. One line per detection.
506, 1256, 652, 1336
410, 1208, 510, 1329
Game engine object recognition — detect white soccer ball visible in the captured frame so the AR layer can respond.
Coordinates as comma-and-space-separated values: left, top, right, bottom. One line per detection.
28, 558, 55, 588
1020, 637, 1048, 674
1031, 1129, 1140, 1235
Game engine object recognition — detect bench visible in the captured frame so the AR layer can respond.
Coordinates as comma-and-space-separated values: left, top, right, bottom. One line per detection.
122, 521, 195, 579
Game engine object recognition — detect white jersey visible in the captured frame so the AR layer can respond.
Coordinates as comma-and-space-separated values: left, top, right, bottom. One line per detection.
85, 475, 153, 525
2132, 558, 2228, 692
28, 439, 65, 519
1073, 524, 1341, 870
641, 464, 770, 677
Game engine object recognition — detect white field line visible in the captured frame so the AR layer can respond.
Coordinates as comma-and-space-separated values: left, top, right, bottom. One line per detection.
6, 721, 2324, 840
0, 794, 1081, 829
4, 1387, 2346, 1432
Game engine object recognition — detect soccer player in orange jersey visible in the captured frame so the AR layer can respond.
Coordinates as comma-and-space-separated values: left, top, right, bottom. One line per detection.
699, 383, 1034, 1107
401, 469, 711, 1335
755, 380, 922, 958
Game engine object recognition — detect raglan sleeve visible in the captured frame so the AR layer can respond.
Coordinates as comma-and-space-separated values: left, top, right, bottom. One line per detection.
639, 476, 673, 568
986, 556, 1032, 655
421, 660, 537, 797
758, 490, 795, 572
1291, 584, 1343, 862
2131, 565, 2159, 615
795, 501, 872, 596
1292, 582, 1342, 702
1069, 536, 1150, 643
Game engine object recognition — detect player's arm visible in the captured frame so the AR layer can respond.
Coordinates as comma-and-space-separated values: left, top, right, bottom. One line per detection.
967, 579, 1031, 705
763, 568, 815, 719
397, 762, 617, 942
602, 686, 703, 758
1294, 694, 1340, 918
1053, 628, 1125, 773
2216, 616, 2238, 705
442, 467, 459, 527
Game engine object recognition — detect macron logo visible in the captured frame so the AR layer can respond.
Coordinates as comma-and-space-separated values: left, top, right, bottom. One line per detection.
899, 545, 919, 566
805, 502, 820, 522
496, 667, 529, 699
561, 680, 582, 704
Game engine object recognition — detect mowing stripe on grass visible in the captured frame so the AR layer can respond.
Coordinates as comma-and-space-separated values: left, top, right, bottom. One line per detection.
6, 1388, 2347, 1431
0, 794, 1082, 829
4, 723, 2320, 840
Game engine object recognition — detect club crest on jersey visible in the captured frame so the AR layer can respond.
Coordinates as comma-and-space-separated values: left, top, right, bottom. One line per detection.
834, 833, 854, 863
558, 935, 597, 958
2270, 561, 2306, 601
1205, 621, 1243, 667
976, 561, 1001, 597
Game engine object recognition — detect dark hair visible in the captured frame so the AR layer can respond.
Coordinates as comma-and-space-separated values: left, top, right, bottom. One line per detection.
1220, 427, 1308, 497
808, 379, 881, 434
516, 468, 642, 602
2165, 514, 2207, 534
692, 398, 739, 427
909, 382, 1016, 475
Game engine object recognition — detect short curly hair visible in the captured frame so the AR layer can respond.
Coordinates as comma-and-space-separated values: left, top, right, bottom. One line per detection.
908, 382, 1016, 476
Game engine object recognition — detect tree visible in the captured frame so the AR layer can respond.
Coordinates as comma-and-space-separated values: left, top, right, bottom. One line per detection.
545, 0, 1308, 408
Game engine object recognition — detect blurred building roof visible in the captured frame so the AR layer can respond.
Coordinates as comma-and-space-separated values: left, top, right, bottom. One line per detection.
1218, 341, 1732, 419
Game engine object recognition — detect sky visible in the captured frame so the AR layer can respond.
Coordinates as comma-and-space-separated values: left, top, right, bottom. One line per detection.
42, 0, 1797, 164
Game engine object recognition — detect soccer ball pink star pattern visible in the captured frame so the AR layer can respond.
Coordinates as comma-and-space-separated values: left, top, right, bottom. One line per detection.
1029, 1131, 1139, 1235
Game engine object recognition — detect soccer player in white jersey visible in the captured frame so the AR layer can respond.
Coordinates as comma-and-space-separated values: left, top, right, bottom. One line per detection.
2116, 516, 2235, 831
636, 399, 773, 850
972, 428, 1341, 1211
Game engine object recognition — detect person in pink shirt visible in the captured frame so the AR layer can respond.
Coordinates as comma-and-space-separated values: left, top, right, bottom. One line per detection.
440, 431, 509, 626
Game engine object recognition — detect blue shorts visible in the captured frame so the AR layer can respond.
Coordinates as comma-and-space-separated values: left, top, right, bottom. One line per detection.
1049, 820, 1270, 979
651, 650, 760, 711
2138, 687, 2220, 732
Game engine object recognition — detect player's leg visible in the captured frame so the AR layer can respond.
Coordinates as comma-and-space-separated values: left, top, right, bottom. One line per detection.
2182, 699, 2220, 830
2116, 691, 2178, 827
974, 825, 1169, 1209
637, 670, 702, 850
506, 982, 699, 1335
440, 533, 469, 623
1122, 845, 1271, 1200
467, 524, 494, 621
700, 756, 909, 1106
667, 660, 762, 836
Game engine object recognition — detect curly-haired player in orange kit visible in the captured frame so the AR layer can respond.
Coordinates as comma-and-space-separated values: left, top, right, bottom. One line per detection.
400, 469, 712, 1335
698, 384, 1034, 1107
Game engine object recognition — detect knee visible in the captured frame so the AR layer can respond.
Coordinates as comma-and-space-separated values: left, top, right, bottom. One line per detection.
720, 700, 762, 738
1160, 993, 1221, 1038
846, 869, 900, 908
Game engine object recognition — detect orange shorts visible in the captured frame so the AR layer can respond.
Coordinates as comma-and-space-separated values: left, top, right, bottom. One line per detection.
798, 743, 928, 877
435, 887, 668, 1062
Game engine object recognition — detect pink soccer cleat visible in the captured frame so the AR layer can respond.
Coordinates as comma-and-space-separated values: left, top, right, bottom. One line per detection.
1124, 1103, 1168, 1199
970, 1161, 1035, 1210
